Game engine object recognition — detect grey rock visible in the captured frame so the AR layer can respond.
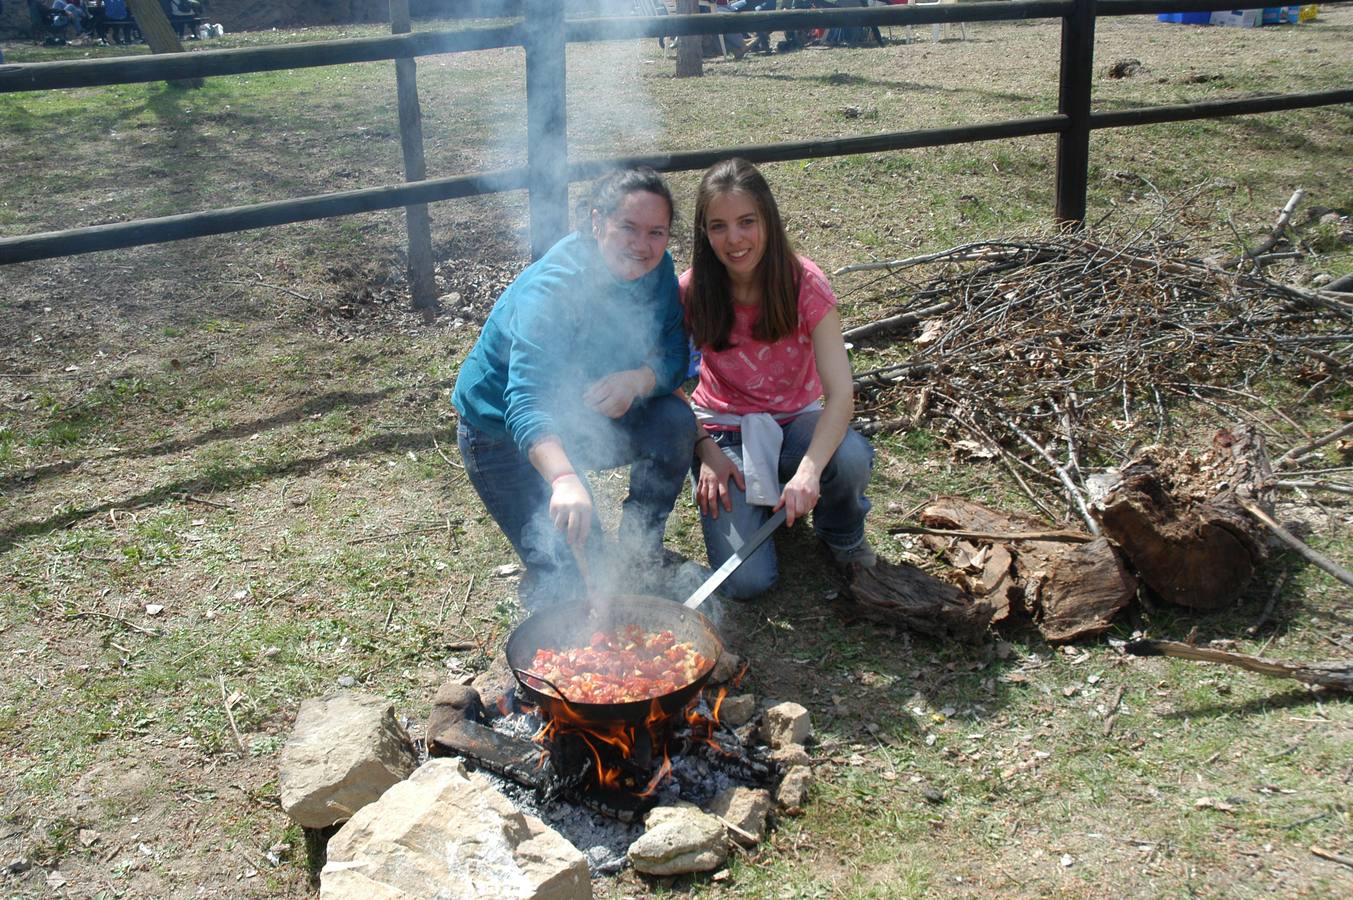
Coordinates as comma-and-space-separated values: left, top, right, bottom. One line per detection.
628, 806, 728, 876
709, 650, 742, 685
426, 682, 485, 755
707, 787, 773, 847
760, 701, 812, 749
279, 691, 418, 829
321, 758, 591, 899
776, 765, 813, 809
717, 693, 756, 728
770, 743, 811, 768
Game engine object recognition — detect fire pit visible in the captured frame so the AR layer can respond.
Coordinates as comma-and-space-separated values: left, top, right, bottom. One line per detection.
429, 645, 795, 875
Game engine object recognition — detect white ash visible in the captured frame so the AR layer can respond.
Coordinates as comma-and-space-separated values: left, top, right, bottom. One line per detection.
486, 773, 641, 875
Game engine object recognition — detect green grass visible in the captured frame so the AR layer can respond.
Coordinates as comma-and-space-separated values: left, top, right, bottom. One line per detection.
2, 12, 1352, 900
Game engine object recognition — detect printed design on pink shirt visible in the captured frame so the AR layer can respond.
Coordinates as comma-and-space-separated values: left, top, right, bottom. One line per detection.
681, 258, 839, 417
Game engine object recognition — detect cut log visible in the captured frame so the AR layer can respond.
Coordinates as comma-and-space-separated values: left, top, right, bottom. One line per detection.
918, 496, 1134, 642
919, 497, 1048, 623
1091, 426, 1273, 610
1126, 640, 1353, 692
1038, 538, 1138, 643
845, 560, 994, 644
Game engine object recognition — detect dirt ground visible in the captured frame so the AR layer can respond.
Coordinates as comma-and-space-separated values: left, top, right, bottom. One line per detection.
2, 9, 1352, 900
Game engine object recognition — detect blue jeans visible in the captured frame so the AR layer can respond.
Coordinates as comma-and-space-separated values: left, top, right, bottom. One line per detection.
695, 410, 873, 599
458, 393, 697, 608
727, 0, 777, 49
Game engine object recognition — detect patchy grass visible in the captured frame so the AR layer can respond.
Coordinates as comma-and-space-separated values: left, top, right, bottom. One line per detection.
2, 10, 1352, 899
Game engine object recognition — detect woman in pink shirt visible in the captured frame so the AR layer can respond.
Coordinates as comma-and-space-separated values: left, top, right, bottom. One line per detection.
681, 158, 874, 599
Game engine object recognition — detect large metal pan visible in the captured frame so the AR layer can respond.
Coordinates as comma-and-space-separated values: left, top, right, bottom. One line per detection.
505, 594, 724, 725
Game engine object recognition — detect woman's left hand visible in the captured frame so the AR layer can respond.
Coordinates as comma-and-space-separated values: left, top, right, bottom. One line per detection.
583, 367, 654, 419
775, 471, 820, 526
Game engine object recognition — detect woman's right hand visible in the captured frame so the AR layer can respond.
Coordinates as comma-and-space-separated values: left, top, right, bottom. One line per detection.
697, 450, 746, 520
549, 474, 592, 546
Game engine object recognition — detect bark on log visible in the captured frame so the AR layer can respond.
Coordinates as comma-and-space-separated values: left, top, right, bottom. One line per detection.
919, 497, 1134, 642
845, 560, 994, 644
1127, 640, 1353, 692
1091, 426, 1272, 610
1038, 538, 1137, 643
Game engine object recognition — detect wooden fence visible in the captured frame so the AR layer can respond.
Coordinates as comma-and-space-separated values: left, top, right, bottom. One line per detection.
2, 0, 1351, 313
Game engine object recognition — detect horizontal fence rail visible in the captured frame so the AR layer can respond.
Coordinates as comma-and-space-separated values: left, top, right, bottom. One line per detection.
1, 0, 1350, 266
0, 116, 1069, 264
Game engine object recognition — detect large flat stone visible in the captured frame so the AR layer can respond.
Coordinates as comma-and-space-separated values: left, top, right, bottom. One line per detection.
320, 757, 592, 900
279, 691, 418, 829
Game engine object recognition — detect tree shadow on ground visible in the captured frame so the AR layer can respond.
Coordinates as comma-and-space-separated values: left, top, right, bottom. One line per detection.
707, 522, 1021, 750
0, 423, 458, 553
0, 382, 449, 494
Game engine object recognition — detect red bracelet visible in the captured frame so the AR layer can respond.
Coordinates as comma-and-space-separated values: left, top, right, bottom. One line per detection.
551, 471, 577, 486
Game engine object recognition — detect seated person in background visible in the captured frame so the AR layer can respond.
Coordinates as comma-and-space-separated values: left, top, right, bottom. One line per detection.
41, 0, 83, 43
728, 0, 777, 54
97, 0, 133, 43
683, 158, 875, 600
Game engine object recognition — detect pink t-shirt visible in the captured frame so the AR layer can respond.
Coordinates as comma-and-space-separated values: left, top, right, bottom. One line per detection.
679, 257, 837, 421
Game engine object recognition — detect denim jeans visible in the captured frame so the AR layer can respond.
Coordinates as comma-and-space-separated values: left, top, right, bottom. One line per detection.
458, 393, 697, 608
726, 0, 777, 50
695, 410, 873, 599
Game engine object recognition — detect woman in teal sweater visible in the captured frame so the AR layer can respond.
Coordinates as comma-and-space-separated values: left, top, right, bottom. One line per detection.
453, 168, 696, 608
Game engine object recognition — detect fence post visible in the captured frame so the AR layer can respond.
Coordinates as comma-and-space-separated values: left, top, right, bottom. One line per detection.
1054, 0, 1096, 226
524, 0, 569, 258
389, 0, 438, 320
124, 0, 202, 89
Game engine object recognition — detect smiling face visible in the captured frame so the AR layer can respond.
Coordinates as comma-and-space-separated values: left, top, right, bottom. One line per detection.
592, 190, 672, 282
702, 190, 766, 292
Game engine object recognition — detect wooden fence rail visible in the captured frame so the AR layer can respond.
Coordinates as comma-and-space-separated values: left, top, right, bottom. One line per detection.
1, 0, 1350, 276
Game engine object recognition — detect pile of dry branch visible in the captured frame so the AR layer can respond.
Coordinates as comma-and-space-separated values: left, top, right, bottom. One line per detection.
836, 222, 1352, 644
839, 227, 1352, 530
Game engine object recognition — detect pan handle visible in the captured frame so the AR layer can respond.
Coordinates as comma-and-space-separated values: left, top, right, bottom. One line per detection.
510, 667, 575, 705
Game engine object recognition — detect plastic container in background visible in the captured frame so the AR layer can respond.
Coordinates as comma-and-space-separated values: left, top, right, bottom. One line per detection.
1158, 12, 1213, 24
1299, 4, 1319, 21
1211, 9, 1261, 27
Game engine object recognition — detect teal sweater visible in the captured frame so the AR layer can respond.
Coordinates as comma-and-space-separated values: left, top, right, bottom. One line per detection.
452, 232, 687, 453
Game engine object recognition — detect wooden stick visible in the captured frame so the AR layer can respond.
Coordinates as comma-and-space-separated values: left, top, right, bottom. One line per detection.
1235, 495, 1353, 589
888, 524, 1093, 543
1311, 846, 1353, 869
218, 675, 247, 753
1272, 479, 1353, 497
996, 413, 1100, 535
1236, 188, 1305, 268
1273, 421, 1353, 470
64, 608, 158, 636
716, 815, 761, 846
833, 244, 1022, 275
1126, 640, 1353, 692
1246, 571, 1288, 636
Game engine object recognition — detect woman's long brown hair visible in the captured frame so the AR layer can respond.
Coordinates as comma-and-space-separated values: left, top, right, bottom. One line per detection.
686, 158, 802, 352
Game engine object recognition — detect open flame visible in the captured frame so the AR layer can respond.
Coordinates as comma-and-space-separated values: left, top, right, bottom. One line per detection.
526, 687, 730, 796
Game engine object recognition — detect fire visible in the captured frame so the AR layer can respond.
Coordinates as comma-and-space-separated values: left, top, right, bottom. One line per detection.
530, 696, 681, 794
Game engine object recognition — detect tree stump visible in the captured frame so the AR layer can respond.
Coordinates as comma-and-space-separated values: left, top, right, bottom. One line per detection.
1090, 426, 1272, 610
